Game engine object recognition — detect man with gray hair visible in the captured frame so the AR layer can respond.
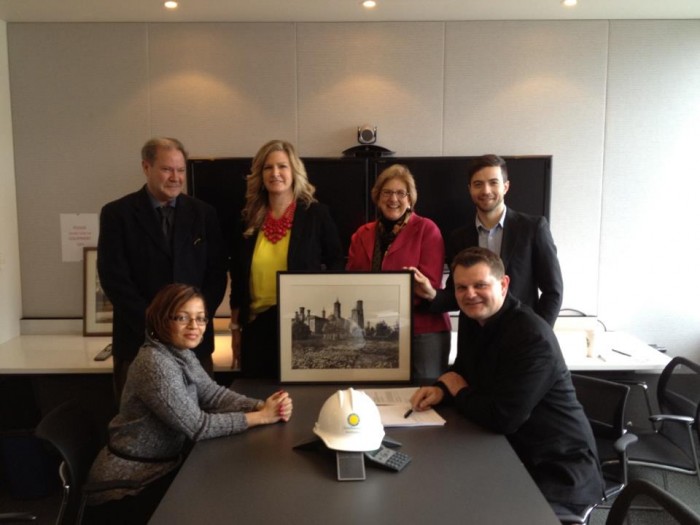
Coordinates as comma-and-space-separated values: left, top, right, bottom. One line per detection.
98, 137, 227, 401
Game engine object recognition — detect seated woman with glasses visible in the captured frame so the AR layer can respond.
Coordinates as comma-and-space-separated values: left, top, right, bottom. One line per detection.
347, 164, 451, 381
84, 283, 293, 524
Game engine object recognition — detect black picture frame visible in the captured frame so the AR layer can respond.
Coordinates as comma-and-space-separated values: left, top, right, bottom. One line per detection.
277, 271, 413, 383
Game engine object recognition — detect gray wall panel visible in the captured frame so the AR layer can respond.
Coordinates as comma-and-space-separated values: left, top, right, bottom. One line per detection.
9, 23, 150, 317
297, 22, 445, 156
600, 20, 700, 354
444, 21, 609, 315
6, 20, 700, 359
147, 23, 298, 157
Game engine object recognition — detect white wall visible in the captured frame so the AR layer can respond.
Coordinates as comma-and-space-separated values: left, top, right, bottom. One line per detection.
5, 20, 700, 360
0, 22, 22, 343
600, 20, 700, 356
0, 21, 21, 344
443, 21, 609, 316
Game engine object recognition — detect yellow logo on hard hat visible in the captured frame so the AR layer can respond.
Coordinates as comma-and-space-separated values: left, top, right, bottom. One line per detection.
347, 413, 360, 426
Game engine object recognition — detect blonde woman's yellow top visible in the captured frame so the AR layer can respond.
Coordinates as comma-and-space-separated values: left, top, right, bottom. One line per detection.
249, 230, 290, 318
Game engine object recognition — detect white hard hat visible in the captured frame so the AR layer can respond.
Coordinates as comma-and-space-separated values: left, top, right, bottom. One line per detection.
313, 388, 385, 452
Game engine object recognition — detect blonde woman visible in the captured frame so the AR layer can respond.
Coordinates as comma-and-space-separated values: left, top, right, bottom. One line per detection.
229, 140, 344, 378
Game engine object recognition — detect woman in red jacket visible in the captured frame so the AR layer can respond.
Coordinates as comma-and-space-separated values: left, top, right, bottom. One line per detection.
347, 164, 451, 381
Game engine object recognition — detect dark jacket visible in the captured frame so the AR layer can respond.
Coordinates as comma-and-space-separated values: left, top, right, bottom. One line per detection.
448, 294, 603, 507
434, 208, 563, 326
229, 201, 344, 327
97, 186, 227, 360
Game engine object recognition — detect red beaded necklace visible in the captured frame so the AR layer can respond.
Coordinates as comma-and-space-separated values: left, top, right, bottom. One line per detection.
262, 200, 296, 243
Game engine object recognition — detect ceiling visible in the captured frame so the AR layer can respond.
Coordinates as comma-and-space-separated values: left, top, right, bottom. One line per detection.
0, 0, 699, 23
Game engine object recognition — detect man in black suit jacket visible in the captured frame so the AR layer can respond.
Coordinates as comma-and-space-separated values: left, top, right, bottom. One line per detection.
411, 248, 602, 517
98, 138, 227, 400
412, 153, 563, 326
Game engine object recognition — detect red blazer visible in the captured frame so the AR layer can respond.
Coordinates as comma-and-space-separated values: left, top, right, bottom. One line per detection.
346, 213, 451, 335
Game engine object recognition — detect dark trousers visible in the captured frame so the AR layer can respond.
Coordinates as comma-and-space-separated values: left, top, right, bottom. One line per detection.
412, 331, 451, 383
241, 306, 279, 379
82, 469, 178, 525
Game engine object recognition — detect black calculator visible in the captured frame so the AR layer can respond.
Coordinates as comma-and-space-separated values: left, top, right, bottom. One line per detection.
364, 445, 411, 472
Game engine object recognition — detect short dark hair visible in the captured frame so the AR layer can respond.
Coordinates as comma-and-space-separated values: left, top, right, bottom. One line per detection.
146, 284, 206, 345
141, 137, 188, 165
468, 154, 508, 184
451, 247, 505, 279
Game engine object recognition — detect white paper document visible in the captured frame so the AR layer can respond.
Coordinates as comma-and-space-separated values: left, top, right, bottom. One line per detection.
378, 404, 446, 427
361, 388, 446, 427
362, 387, 418, 405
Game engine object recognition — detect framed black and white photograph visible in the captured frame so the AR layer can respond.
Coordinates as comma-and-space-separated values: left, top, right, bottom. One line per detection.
278, 271, 412, 383
83, 247, 113, 336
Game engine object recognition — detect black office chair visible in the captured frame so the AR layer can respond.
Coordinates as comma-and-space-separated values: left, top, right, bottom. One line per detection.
605, 478, 700, 525
34, 401, 137, 525
622, 356, 700, 482
34, 401, 104, 525
557, 374, 639, 524
571, 373, 637, 493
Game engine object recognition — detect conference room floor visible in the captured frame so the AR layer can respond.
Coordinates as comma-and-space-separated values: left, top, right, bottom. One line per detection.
2, 374, 698, 524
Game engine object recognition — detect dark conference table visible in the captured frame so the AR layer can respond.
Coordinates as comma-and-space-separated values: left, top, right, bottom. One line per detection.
149, 382, 560, 524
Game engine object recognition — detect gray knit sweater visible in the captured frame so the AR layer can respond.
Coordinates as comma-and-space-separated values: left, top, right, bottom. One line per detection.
87, 338, 263, 504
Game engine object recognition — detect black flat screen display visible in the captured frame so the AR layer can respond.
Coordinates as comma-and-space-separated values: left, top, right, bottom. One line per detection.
187, 155, 552, 259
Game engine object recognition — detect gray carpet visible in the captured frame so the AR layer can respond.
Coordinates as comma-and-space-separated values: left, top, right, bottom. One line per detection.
589, 371, 700, 524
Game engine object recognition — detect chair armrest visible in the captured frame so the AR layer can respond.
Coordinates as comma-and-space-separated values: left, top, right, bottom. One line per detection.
614, 379, 648, 389
649, 414, 694, 425
613, 432, 638, 486
0, 513, 37, 522
613, 432, 638, 454
553, 512, 587, 524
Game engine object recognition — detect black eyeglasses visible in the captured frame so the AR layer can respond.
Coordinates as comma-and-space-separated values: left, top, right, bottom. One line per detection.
170, 315, 208, 326
381, 189, 409, 199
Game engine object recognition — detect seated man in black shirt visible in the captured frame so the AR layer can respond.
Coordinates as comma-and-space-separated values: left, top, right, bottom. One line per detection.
410, 247, 603, 517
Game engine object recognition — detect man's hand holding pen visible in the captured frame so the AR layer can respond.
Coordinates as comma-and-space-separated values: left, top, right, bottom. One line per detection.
410, 386, 443, 412
409, 372, 469, 412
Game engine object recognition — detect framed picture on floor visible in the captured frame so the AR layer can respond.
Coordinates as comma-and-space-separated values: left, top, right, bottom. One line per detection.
83, 247, 113, 336
277, 271, 412, 383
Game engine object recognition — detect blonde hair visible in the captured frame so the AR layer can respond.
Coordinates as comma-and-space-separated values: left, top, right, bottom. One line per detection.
241, 140, 317, 238
371, 164, 418, 209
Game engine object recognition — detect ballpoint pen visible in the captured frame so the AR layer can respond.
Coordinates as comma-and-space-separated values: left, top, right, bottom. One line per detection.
611, 348, 631, 357
403, 408, 413, 418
